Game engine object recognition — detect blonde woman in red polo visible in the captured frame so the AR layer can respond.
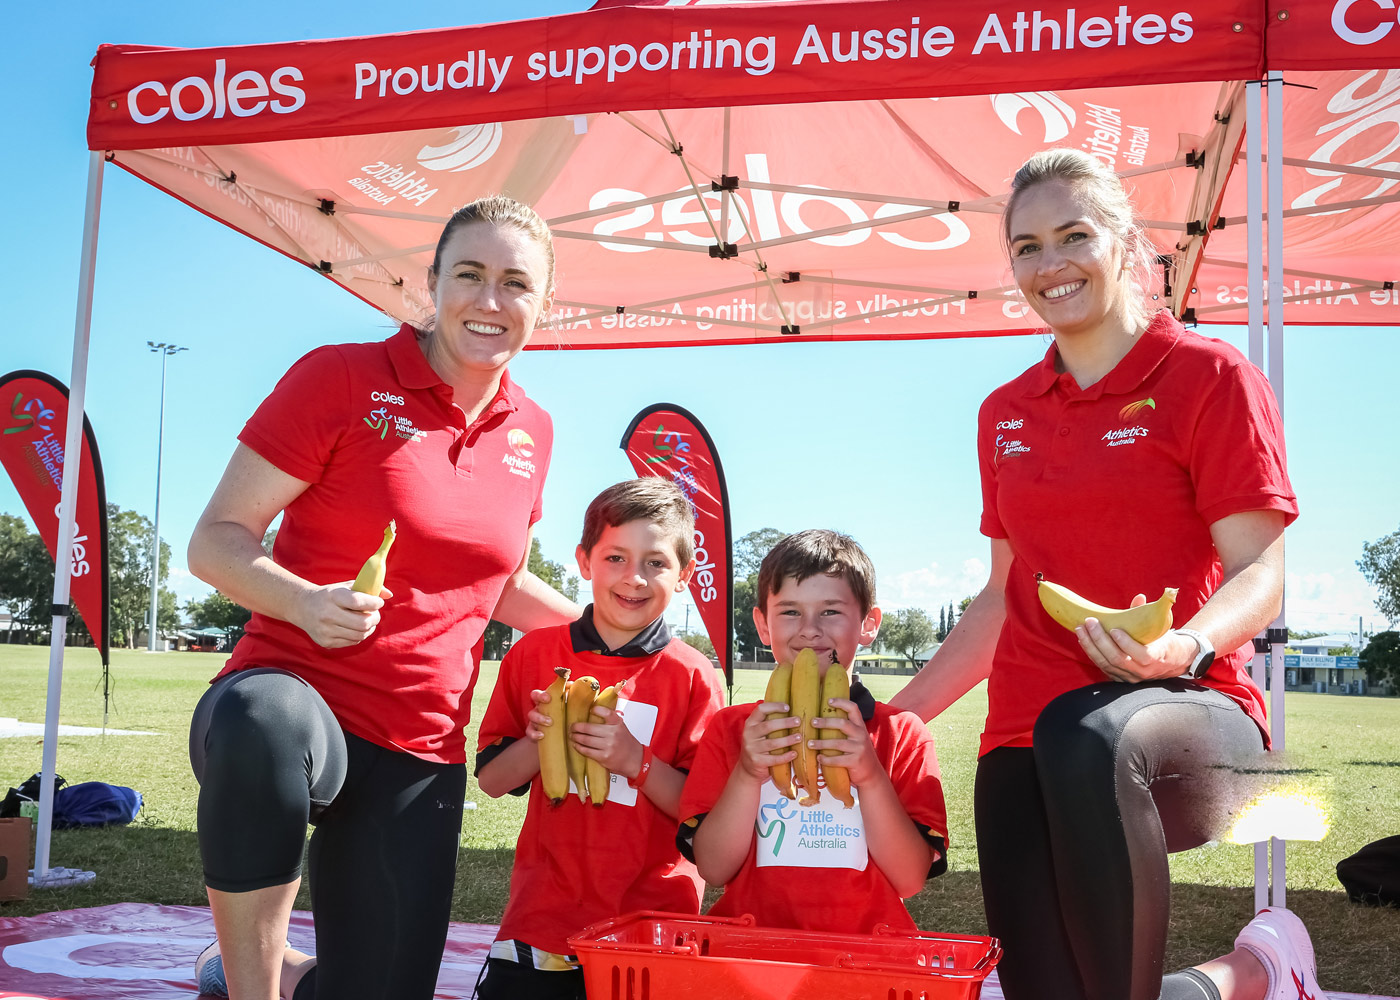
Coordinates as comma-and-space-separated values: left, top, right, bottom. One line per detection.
893, 149, 1322, 1000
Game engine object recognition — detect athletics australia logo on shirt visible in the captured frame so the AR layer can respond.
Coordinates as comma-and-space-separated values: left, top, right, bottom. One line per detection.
501, 427, 537, 479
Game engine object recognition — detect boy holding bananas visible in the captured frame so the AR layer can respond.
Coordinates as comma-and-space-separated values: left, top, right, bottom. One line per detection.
678, 529, 948, 932
475, 478, 725, 999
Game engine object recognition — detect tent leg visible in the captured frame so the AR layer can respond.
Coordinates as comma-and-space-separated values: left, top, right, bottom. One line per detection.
1244, 78, 1270, 914
34, 149, 105, 884
1266, 68, 1288, 910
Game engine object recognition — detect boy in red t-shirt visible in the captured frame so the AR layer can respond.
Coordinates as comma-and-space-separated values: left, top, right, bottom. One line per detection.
678, 529, 948, 933
475, 478, 725, 999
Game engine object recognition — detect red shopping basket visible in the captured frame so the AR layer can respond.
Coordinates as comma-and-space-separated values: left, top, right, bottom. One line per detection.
568, 911, 1001, 1000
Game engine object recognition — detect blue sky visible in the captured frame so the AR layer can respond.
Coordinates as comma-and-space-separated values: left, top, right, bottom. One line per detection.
3, 2, 1396, 642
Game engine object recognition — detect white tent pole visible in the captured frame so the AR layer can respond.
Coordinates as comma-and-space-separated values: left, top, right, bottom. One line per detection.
1267, 68, 1287, 910
1244, 78, 1268, 915
34, 150, 105, 883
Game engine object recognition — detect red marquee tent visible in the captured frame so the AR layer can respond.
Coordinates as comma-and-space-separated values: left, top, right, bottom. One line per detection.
32, 0, 1400, 891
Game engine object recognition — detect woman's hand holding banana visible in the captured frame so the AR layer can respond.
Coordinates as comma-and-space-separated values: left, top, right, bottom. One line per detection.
1077, 612, 1201, 683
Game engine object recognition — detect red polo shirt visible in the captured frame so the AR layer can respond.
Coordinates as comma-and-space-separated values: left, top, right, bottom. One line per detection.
476, 620, 724, 955
977, 311, 1296, 756
218, 323, 552, 764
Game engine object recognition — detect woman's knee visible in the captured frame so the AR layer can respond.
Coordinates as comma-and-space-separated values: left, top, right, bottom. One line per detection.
1033, 684, 1125, 778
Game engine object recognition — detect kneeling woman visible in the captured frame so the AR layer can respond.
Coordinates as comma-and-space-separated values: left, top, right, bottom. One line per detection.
187, 197, 579, 1000
893, 149, 1320, 1000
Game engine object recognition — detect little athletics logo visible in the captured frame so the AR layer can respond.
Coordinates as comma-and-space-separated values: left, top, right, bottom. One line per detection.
362, 407, 426, 443
754, 781, 868, 871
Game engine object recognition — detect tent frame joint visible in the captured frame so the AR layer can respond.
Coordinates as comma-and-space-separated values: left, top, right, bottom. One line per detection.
782, 271, 800, 284
1185, 150, 1204, 169
318, 199, 336, 216
781, 324, 800, 336
711, 175, 739, 192
708, 243, 738, 259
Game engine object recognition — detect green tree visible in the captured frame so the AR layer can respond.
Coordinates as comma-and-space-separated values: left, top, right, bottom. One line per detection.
881, 607, 937, 670
1358, 527, 1400, 622
1359, 631, 1400, 690
185, 591, 253, 630
732, 528, 785, 663
681, 632, 715, 658
733, 573, 763, 662
107, 503, 171, 647
936, 605, 947, 641
482, 537, 580, 660
735, 527, 786, 578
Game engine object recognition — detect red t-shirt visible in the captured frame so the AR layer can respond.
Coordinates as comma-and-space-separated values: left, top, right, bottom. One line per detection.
476, 623, 724, 956
678, 695, 948, 933
977, 311, 1297, 756
219, 323, 552, 764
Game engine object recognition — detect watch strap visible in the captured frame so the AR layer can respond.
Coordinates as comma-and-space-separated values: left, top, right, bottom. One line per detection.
1176, 628, 1215, 678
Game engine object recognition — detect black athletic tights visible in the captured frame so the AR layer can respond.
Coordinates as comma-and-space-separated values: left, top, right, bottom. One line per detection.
190, 668, 467, 1000
975, 680, 1267, 1000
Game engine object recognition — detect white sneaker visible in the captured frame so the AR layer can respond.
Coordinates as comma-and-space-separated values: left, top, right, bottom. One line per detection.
1234, 906, 1322, 1000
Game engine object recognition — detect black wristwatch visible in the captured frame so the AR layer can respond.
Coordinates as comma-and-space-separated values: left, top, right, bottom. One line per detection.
1176, 628, 1215, 679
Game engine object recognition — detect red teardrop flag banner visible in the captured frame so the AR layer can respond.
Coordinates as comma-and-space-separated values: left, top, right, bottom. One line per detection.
621, 403, 732, 691
0, 371, 110, 665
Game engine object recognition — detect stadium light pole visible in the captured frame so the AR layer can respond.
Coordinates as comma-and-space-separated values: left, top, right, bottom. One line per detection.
146, 342, 187, 651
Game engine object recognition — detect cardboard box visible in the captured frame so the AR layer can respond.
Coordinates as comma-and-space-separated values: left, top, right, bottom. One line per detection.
0, 816, 33, 901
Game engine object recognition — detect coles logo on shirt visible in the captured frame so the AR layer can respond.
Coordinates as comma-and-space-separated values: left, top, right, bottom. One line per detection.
1102, 396, 1156, 448
993, 416, 1032, 464
502, 427, 537, 478
754, 781, 868, 871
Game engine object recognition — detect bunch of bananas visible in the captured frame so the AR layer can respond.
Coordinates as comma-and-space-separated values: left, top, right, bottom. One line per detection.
538, 668, 621, 806
765, 649, 854, 809
351, 520, 396, 594
1036, 576, 1178, 643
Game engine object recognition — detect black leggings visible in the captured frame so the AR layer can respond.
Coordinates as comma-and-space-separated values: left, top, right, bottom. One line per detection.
975, 680, 1266, 1000
190, 668, 467, 1000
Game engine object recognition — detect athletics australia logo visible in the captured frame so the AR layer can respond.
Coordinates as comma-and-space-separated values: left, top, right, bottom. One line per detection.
502, 427, 537, 479
756, 799, 795, 858
1104, 397, 1156, 448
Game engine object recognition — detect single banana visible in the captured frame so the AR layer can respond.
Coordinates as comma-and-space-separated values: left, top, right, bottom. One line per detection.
586, 684, 620, 807
538, 667, 571, 805
1037, 578, 1179, 644
764, 662, 798, 800
790, 648, 823, 807
351, 520, 396, 594
818, 665, 855, 809
565, 675, 600, 802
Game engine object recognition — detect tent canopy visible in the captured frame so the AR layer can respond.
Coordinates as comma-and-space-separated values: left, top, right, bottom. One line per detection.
84, 0, 1400, 349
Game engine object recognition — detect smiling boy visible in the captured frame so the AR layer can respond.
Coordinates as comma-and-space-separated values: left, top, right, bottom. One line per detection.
678, 529, 948, 932
474, 478, 725, 1000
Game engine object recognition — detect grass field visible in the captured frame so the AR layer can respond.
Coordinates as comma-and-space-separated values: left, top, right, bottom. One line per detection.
1, 645, 1397, 994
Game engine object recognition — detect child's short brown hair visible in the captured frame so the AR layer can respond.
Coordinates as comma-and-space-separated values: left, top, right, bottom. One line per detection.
580, 478, 696, 564
757, 529, 876, 616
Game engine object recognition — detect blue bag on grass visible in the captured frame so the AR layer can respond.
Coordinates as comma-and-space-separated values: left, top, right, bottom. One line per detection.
53, 781, 142, 829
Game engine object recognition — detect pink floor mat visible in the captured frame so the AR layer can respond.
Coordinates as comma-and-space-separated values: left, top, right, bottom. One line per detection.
0, 903, 1391, 999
